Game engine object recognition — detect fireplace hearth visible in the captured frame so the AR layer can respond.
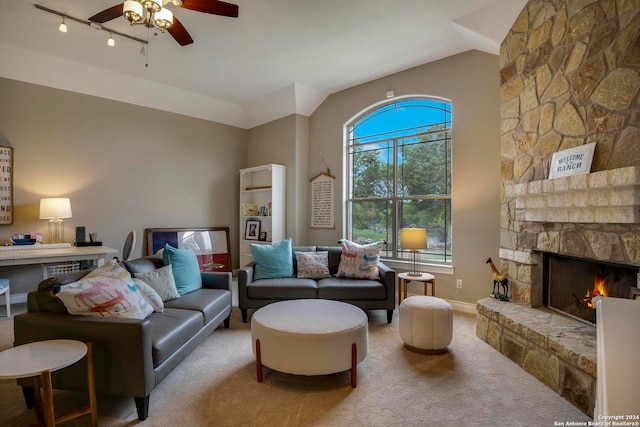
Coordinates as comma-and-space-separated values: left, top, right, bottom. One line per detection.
543, 253, 639, 325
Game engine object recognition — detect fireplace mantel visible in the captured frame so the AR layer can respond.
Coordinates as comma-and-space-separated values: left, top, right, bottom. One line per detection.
506, 166, 640, 224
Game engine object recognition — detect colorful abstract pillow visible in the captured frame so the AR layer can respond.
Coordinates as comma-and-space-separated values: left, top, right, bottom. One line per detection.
134, 264, 180, 302
296, 251, 331, 279
337, 239, 384, 280
250, 238, 294, 280
163, 244, 202, 296
52, 260, 153, 319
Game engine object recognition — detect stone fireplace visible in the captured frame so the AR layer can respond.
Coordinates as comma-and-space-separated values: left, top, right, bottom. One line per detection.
475, 0, 640, 417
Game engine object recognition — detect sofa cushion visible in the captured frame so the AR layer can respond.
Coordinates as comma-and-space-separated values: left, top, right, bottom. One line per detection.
148, 308, 203, 367
132, 278, 165, 313
295, 251, 331, 279
124, 255, 165, 275
247, 277, 318, 300
163, 244, 202, 296
317, 277, 387, 300
164, 288, 231, 324
251, 238, 294, 280
337, 240, 384, 280
53, 261, 154, 319
134, 265, 181, 302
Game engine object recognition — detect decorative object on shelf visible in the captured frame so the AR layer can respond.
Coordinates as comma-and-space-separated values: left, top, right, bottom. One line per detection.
245, 220, 261, 241
400, 228, 427, 277
39, 198, 72, 244
243, 203, 258, 216
486, 257, 509, 301
258, 231, 267, 241
548, 142, 595, 179
0, 146, 12, 225
310, 169, 335, 229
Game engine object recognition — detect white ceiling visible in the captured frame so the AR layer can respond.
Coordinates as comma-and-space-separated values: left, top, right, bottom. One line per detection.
0, 0, 527, 129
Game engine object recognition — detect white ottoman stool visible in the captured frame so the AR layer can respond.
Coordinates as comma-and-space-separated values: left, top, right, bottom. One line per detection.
251, 299, 368, 387
399, 295, 453, 354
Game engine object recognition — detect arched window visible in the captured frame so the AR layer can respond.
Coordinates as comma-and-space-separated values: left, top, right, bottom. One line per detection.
345, 97, 452, 264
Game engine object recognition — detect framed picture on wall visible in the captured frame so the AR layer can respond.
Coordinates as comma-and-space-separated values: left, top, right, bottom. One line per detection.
245, 220, 261, 240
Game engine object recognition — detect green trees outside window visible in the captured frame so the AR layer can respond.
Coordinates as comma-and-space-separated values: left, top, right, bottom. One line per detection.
346, 98, 452, 264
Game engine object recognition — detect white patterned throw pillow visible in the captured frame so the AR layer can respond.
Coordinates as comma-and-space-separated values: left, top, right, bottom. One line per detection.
53, 260, 153, 319
296, 251, 331, 279
337, 239, 384, 280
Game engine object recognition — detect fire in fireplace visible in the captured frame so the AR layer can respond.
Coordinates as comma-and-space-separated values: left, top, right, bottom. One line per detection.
542, 253, 639, 325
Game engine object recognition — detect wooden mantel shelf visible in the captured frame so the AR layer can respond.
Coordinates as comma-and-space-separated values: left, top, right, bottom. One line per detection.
505, 166, 640, 224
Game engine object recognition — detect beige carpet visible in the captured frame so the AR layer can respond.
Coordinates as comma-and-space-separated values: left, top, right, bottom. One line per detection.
0, 303, 590, 426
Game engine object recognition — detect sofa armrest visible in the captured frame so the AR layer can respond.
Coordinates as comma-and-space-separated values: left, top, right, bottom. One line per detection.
237, 262, 256, 309
201, 271, 232, 292
378, 261, 396, 310
13, 312, 155, 398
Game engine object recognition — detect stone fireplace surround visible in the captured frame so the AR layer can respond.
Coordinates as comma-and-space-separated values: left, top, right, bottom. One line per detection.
476, 0, 640, 418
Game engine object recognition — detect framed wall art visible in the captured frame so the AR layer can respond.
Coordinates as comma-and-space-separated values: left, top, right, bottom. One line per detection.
145, 227, 231, 272
0, 146, 12, 224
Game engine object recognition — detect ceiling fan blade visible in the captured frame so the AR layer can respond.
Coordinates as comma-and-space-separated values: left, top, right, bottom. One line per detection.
168, 17, 194, 46
180, 0, 239, 17
88, 4, 124, 23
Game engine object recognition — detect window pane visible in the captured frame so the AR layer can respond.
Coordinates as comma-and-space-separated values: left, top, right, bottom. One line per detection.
398, 132, 451, 197
398, 199, 451, 263
351, 143, 393, 199
350, 200, 393, 258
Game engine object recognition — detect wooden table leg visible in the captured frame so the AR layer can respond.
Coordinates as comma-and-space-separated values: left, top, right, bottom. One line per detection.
351, 343, 357, 388
432, 278, 435, 296
86, 343, 98, 427
255, 339, 263, 383
32, 376, 45, 426
41, 370, 55, 426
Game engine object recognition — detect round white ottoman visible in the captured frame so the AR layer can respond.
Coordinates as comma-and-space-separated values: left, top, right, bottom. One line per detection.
399, 295, 453, 354
251, 299, 368, 387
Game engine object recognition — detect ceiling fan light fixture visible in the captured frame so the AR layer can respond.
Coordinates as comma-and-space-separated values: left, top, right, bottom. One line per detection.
58, 17, 67, 33
123, 1, 143, 24
107, 33, 115, 47
153, 8, 173, 31
142, 0, 162, 13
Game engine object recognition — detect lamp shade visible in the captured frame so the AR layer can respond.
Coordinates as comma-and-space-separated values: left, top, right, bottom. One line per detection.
39, 198, 72, 219
400, 228, 427, 250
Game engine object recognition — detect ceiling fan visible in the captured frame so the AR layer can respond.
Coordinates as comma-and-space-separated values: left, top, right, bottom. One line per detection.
88, 0, 239, 46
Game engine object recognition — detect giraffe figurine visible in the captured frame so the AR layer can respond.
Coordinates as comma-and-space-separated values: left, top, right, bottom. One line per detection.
486, 258, 509, 301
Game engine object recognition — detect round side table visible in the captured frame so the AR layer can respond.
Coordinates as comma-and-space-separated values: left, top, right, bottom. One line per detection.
397, 271, 436, 304
0, 339, 97, 426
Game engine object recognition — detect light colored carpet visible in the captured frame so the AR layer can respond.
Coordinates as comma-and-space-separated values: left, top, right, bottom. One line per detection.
0, 302, 591, 426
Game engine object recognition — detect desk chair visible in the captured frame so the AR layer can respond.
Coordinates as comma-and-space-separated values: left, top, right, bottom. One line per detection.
0, 279, 10, 317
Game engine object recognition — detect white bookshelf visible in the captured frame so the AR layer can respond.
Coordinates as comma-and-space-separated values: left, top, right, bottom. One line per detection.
239, 164, 286, 267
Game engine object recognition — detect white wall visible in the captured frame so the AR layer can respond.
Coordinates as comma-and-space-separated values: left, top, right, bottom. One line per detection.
307, 50, 502, 304
0, 77, 247, 296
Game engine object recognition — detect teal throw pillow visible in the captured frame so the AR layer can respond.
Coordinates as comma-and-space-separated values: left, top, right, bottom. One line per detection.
163, 244, 202, 295
251, 238, 294, 280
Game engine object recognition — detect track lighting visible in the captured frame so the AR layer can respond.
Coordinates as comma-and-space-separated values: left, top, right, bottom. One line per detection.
58, 16, 67, 33
107, 33, 115, 47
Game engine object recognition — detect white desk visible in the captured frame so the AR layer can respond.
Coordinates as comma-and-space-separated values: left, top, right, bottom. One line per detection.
0, 245, 117, 267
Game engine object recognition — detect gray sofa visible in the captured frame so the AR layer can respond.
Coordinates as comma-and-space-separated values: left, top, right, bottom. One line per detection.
238, 245, 396, 323
13, 255, 232, 421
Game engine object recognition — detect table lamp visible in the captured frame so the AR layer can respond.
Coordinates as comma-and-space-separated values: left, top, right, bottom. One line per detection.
40, 198, 72, 244
401, 227, 427, 277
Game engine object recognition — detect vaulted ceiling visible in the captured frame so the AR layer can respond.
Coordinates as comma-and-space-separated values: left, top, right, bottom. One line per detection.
0, 0, 527, 128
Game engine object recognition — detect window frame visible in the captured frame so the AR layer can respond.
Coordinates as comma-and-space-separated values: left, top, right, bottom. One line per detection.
343, 96, 453, 268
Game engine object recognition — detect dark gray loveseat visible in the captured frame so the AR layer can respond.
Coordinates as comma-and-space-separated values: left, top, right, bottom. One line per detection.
13, 255, 232, 421
238, 245, 396, 323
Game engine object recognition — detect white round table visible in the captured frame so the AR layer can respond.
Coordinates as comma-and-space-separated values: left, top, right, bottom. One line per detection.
251, 299, 368, 387
397, 271, 436, 303
0, 339, 97, 426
